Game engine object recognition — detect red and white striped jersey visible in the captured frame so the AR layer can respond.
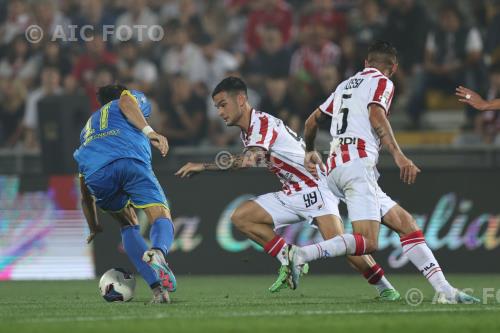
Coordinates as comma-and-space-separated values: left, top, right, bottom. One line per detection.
318, 67, 395, 170
241, 109, 319, 195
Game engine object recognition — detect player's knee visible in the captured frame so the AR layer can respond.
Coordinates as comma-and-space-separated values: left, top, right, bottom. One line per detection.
144, 206, 171, 224
397, 210, 419, 235
230, 207, 251, 231
363, 238, 379, 253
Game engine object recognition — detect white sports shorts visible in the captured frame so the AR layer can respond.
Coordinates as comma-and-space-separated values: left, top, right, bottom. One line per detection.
253, 183, 341, 230
326, 158, 397, 222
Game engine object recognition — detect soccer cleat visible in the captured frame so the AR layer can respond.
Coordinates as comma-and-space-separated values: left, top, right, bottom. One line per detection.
288, 245, 309, 290
269, 265, 291, 293
376, 288, 401, 301
142, 249, 177, 292
436, 289, 481, 304
150, 290, 170, 304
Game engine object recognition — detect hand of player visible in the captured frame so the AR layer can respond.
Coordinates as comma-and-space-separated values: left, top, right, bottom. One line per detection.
148, 132, 169, 157
394, 152, 421, 185
175, 162, 205, 178
86, 224, 103, 244
455, 86, 487, 111
304, 151, 326, 180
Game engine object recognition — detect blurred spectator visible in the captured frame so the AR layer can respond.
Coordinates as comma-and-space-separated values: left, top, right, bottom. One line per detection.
223, 0, 251, 53
0, 0, 31, 46
384, 0, 429, 75
159, 75, 206, 146
198, 34, 239, 93
177, 0, 204, 42
72, 0, 117, 39
72, 33, 117, 110
308, 65, 341, 121
290, 22, 341, 110
32, 0, 71, 44
478, 63, 500, 144
246, 24, 292, 87
407, 3, 483, 129
259, 73, 300, 132
299, 0, 347, 42
117, 41, 158, 94
486, 2, 500, 64
0, 79, 26, 147
22, 66, 63, 149
161, 20, 204, 84
0, 35, 38, 86
38, 42, 73, 77
114, 0, 159, 45
290, 23, 342, 81
348, 0, 385, 70
245, 0, 293, 55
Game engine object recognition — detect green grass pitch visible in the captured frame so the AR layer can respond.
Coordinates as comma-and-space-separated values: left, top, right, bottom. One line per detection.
1, 274, 500, 333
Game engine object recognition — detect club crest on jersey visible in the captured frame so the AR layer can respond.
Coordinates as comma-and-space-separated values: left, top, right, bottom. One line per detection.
379, 90, 391, 104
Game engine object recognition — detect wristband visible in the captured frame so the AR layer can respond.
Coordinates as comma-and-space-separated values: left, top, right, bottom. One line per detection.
142, 125, 154, 136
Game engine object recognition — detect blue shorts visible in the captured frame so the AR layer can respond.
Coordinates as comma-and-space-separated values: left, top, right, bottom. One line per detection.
84, 158, 169, 212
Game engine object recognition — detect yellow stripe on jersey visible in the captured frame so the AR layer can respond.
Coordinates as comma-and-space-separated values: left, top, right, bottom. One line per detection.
100, 102, 111, 130
120, 89, 138, 105
83, 118, 93, 139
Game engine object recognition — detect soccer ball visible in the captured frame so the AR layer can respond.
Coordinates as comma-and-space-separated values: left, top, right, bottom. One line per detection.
99, 268, 136, 302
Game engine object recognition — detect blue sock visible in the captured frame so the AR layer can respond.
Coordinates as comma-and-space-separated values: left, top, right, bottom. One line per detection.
150, 217, 174, 257
121, 225, 160, 289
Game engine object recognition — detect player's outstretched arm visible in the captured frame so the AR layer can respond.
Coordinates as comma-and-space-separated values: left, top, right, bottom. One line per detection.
79, 176, 102, 244
303, 109, 327, 179
368, 104, 421, 185
175, 147, 267, 178
455, 86, 500, 111
119, 93, 169, 157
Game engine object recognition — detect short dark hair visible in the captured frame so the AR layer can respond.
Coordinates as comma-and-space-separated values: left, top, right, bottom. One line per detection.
96, 84, 127, 105
367, 40, 398, 67
211, 76, 247, 98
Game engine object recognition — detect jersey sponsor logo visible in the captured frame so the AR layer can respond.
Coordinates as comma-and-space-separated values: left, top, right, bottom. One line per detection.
337, 137, 358, 145
344, 78, 364, 89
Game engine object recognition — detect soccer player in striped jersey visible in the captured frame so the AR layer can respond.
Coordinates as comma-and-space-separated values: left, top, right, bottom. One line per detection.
299, 41, 479, 304
176, 77, 400, 300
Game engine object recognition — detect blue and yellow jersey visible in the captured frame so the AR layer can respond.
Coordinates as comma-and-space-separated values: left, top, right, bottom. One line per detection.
73, 89, 152, 177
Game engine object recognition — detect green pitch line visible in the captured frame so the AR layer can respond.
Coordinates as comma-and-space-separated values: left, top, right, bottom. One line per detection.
1, 275, 500, 333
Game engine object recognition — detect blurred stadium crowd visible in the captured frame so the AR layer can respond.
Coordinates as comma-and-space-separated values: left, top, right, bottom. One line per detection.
1, 0, 500, 151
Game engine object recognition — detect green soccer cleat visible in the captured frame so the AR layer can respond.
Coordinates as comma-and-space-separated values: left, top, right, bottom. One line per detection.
376, 288, 401, 301
269, 265, 291, 293
288, 245, 309, 290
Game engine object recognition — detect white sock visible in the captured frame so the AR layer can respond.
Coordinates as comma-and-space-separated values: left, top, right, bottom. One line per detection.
401, 230, 454, 296
297, 234, 366, 264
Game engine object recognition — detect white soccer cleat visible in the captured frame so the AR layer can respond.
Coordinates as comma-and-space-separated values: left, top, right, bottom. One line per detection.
436, 289, 480, 304
288, 245, 309, 290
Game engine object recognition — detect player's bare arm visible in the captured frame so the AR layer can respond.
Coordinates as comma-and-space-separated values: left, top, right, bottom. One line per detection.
79, 176, 102, 244
175, 146, 267, 178
303, 108, 327, 178
455, 86, 500, 111
368, 104, 421, 185
119, 93, 169, 157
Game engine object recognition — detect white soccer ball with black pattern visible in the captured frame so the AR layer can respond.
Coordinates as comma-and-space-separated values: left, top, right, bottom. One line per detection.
99, 268, 136, 302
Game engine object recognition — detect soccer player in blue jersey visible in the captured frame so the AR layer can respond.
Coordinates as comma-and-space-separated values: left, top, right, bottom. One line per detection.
74, 84, 176, 304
